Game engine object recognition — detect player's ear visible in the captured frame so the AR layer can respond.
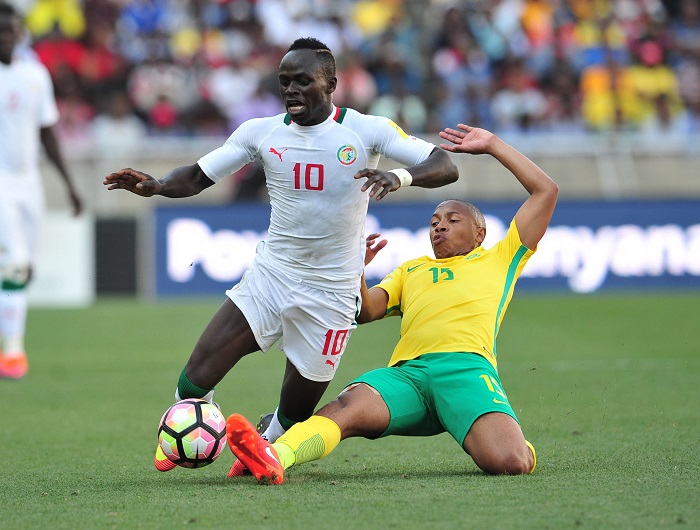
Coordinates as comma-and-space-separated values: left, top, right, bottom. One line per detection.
476, 226, 486, 245
327, 76, 337, 94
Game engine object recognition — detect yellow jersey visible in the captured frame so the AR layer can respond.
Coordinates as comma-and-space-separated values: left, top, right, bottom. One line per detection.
373, 219, 534, 369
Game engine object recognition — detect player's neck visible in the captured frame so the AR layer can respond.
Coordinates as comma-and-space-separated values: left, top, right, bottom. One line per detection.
295, 104, 334, 127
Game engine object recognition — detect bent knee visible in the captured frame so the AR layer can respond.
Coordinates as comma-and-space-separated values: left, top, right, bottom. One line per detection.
478, 449, 533, 475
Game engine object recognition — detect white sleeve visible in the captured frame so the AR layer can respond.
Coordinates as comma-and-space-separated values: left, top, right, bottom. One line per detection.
37, 64, 59, 128
365, 115, 436, 167
197, 120, 260, 182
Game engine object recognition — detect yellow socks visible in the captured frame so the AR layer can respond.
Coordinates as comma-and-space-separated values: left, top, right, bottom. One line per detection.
272, 415, 341, 469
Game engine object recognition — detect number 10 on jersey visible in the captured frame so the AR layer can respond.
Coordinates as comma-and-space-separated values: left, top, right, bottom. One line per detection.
294, 163, 324, 191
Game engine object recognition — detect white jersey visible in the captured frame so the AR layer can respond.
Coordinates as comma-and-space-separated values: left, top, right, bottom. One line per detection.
198, 106, 436, 286
0, 56, 59, 184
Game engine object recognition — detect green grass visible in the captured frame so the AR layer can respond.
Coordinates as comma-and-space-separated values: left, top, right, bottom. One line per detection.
1, 293, 698, 529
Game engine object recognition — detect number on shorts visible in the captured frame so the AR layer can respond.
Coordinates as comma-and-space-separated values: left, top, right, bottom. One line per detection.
322, 329, 349, 356
479, 374, 509, 405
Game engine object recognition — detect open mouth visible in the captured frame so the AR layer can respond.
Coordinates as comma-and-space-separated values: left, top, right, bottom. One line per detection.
286, 100, 305, 115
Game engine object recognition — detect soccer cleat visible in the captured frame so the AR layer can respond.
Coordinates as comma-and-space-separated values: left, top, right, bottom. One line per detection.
257, 413, 274, 436
154, 444, 177, 472
0, 354, 28, 379
227, 412, 273, 476
227, 458, 251, 477
226, 413, 284, 485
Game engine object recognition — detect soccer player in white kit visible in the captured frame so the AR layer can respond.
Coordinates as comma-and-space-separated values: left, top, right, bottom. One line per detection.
0, 2, 82, 379
103, 37, 459, 474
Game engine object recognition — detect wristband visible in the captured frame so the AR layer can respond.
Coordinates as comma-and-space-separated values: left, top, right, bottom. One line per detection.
388, 168, 413, 188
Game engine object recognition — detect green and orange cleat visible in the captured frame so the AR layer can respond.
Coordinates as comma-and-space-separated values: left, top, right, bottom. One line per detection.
226, 413, 283, 485
154, 444, 177, 472
0, 354, 28, 379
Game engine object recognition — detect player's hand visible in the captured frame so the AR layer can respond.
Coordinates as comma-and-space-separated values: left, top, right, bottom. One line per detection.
365, 233, 387, 265
438, 124, 496, 155
354, 168, 401, 201
103, 168, 163, 197
68, 188, 83, 216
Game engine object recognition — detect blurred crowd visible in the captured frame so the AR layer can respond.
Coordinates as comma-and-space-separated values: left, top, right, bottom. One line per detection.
11, 0, 700, 147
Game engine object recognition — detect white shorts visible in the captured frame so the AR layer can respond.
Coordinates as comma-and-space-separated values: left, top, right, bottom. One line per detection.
226, 251, 361, 382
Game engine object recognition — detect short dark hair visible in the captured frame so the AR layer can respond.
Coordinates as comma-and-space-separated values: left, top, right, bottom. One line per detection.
0, 2, 18, 17
287, 37, 336, 79
439, 199, 486, 229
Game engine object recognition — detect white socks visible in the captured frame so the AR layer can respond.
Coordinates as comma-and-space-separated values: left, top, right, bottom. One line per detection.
0, 290, 27, 356
174, 388, 215, 403
260, 408, 287, 442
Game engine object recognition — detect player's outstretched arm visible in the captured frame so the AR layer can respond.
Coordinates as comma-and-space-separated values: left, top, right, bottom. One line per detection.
355, 148, 458, 200
103, 163, 215, 198
440, 124, 558, 250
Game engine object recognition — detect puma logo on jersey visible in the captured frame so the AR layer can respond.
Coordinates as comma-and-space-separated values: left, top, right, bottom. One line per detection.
269, 147, 288, 162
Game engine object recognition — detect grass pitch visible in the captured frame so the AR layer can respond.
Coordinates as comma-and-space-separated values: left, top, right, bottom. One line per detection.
1, 293, 698, 529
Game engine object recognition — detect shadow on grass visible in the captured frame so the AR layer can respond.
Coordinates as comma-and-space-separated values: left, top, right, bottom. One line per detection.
102, 465, 488, 491
286, 467, 486, 483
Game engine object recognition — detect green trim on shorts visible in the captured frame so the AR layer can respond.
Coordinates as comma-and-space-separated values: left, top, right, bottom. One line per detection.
350, 352, 519, 446
1, 279, 27, 291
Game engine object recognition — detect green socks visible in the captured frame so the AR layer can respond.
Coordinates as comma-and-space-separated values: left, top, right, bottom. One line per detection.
177, 368, 212, 399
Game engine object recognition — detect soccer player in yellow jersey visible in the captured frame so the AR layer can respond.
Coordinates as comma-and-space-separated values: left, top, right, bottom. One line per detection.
225, 123, 558, 484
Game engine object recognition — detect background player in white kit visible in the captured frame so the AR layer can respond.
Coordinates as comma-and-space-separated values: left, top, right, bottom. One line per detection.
103, 37, 458, 473
0, 2, 82, 380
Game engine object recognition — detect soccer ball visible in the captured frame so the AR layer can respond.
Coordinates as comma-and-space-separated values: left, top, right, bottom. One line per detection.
157, 398, 226, 468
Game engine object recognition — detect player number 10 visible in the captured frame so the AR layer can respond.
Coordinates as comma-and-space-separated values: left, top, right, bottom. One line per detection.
294, 163, 325, 190
322, 329, 348, 356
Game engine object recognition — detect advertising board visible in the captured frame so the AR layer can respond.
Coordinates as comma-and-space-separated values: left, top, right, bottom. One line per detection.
154, 200, 700, 296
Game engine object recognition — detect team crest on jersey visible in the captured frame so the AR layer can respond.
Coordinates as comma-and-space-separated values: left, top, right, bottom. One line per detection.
337, 145, 358, 166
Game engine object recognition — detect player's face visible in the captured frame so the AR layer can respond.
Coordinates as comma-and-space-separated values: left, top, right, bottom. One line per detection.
278, 49, 336, 126
430, 201, 485, 259
0, 12, 20, 64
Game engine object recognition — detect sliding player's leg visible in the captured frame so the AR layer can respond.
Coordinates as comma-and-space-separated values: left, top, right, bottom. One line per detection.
227, 382, 389, 484
433, 353, 534, 475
